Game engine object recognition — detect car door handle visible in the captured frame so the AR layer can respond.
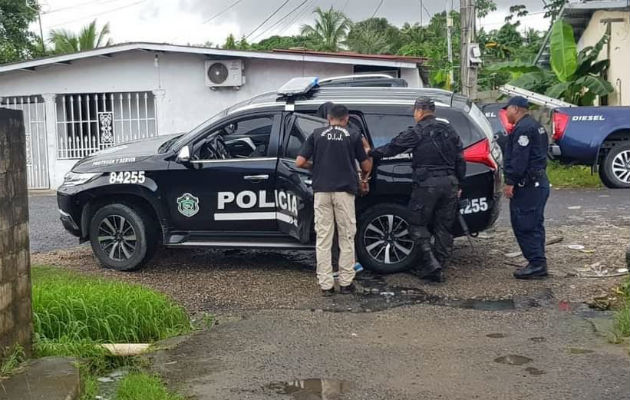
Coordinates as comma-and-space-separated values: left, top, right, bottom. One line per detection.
244, 174, 269, 181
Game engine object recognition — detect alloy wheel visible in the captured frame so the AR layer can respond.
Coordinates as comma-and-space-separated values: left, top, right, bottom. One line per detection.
97, 214, 137, 261
612, 149, 630, 184
363, 214, 414, 264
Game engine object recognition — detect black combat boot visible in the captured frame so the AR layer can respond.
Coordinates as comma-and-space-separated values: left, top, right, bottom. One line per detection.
513, 263, 548, 280
418, 241, 443, 281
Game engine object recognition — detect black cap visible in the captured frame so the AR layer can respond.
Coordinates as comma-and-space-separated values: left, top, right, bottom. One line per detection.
502, 96, 529, 109
414, 96, 435, 111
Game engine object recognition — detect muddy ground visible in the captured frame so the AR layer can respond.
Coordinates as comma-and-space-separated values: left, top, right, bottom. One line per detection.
32, 222, 629, 315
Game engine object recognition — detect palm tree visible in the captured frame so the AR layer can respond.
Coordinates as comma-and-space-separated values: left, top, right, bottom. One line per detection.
50, 20, 112, 54
300, 7, 350, 52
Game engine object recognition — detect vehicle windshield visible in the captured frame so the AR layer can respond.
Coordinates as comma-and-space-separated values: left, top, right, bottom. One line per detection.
169, 108, 230, 151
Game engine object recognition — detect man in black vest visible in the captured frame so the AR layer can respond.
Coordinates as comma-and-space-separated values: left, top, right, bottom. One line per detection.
369, 97, 466, 282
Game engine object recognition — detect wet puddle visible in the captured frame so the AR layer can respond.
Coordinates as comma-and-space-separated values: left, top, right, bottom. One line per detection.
265, 379, 350, 399
486, 333, 508, 338
450, 299, 515, 311
494, 355, 533, 365
529, 336, 546, 343
525, 367, 545, 376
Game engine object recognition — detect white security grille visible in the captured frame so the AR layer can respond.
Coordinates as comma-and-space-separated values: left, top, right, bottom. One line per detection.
56, 92, 157, 159
1, 96, 49, 189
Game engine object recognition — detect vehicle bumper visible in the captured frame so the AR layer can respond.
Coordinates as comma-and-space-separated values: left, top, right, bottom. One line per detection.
57, 190, 81, 237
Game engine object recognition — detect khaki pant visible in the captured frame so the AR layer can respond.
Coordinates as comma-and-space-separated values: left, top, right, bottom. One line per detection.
314, 192, 357, 290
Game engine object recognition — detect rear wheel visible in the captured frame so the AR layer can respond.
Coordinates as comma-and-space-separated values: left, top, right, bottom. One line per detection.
89, 203, 157, 271
599, 143, 630, 189
356, 203, 420, 274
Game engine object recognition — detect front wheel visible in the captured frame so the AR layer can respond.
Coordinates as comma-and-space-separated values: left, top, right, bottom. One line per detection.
356, 203, 420, 274
89, 203, 157, 271
599, 143, 630, 189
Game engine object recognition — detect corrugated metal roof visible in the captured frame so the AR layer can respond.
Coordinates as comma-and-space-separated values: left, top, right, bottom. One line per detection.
271, 48, 426, 64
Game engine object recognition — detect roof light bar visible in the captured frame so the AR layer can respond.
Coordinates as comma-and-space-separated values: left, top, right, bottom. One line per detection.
278, 77, 319, 97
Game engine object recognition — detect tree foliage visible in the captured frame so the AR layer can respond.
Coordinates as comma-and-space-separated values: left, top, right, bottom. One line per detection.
222, 33, 237, 49
488, 19, 613, 105
345, 18, 401, 55
0, 0, 41, 63
300, 7, 350, 52
50, 20, 112, 54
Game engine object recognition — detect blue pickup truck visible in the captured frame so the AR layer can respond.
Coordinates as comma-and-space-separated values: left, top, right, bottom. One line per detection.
550, 106, 630, 188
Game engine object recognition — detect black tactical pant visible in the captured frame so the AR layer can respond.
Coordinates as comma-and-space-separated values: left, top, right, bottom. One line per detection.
408, 175, 459, 265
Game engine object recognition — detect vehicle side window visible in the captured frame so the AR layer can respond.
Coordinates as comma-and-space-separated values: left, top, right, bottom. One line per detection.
284, 116, 327, 159
364, 109, 483, 148
198, 115, 274, 159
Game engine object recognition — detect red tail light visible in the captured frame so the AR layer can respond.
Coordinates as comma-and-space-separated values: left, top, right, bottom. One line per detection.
553, 111, 569, 141
464, 138, 497, 170
498, 108, 514, 133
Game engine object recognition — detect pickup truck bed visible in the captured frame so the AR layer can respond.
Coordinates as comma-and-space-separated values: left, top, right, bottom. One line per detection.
550, 106, 630, 188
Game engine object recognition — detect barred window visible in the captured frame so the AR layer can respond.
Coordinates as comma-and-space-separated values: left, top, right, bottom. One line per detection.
56, 92, 157, 159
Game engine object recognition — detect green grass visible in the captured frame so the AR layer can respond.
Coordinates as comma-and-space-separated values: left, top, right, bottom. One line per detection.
613, 277, 630, 339
32, 266, 192, 344
115, 372, 184, 400
0, 345, 25, 377
547, 161, 602, 188
31, 265, 193, 399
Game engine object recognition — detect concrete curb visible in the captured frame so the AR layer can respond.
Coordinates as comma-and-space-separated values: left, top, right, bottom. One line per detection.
0, 357, 80, 400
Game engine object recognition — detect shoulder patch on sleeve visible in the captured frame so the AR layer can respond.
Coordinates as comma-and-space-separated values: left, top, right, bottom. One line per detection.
538, 127, 546, 135
518, 135, 530, 147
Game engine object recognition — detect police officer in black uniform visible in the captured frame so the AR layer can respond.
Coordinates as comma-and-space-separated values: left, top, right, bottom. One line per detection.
502, 96, 550, 280
369, 97, 466, 282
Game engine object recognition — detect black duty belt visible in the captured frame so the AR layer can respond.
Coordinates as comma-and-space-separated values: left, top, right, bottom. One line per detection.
417, 170, 453, 177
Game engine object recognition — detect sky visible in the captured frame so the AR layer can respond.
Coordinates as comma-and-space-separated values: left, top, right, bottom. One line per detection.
32, 0, 553, 47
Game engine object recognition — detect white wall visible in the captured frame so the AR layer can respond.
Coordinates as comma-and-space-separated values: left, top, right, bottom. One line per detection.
0, 51, 420, 188
577, 10, 630, 106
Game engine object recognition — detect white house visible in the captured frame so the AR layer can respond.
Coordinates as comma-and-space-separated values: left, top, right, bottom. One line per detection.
0, 43, 424, 189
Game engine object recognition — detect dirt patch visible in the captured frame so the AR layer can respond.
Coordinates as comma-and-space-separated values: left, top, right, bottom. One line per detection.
32, 224, 629, 316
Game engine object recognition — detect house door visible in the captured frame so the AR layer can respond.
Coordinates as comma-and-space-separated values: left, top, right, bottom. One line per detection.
1, 96, 50, 189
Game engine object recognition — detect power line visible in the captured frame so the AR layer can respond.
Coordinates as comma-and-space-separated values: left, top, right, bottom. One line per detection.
48, 0, 146, 28
251, 0, 309, 42
371, 0, 384, 18
278, 0, 316, 32
341, 0, 350, 12
201, 0, 246, 24
245, 0, 291, 39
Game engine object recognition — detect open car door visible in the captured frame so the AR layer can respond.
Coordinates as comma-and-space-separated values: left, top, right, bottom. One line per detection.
276, 113, 328, 243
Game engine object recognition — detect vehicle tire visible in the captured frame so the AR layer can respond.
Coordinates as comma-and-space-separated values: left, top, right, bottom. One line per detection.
356, 203, 421, 274
599, 143, 630, 189
88, 203, 158, 271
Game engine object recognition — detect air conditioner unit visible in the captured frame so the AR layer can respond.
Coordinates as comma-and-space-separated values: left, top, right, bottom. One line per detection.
205, 59, 244, 88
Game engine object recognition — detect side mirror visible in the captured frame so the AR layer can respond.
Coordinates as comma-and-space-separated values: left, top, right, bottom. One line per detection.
177, 146, 191, 163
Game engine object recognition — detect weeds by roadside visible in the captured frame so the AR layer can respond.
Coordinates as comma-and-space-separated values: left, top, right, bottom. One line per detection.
116, 372, 184, 400
547, 161, 602, 188
612, 277, 630, 341
0, 345, 25, 377
31, 265, 193, 399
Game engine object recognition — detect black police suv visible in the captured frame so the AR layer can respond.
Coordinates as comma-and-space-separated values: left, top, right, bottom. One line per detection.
58, 77, 502, 273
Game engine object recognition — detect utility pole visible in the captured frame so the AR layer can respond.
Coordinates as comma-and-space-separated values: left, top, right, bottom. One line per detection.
446, 0, 454, 90
460, 0, 478, 99
26, 0, 45, 53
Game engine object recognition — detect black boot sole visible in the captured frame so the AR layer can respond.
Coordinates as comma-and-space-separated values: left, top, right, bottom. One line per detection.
513, 272, 548, 280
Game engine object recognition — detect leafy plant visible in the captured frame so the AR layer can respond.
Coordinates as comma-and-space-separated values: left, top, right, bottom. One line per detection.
0, 0, 42, 63
49, 19, 112, 55
487, 19, 613, 105
0, 345, 25, 376
345, 18, 401, 54
116, 372, 184, 400
300, 7, 351, 52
